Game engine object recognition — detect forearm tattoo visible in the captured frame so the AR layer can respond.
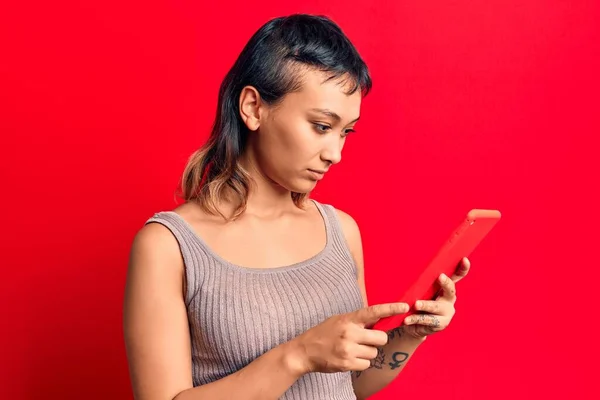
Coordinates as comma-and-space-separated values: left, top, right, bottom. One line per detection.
389, 352, 409, 370
352, 327, 412, 379
387, 326, 405, 340
372, 347, 385, 369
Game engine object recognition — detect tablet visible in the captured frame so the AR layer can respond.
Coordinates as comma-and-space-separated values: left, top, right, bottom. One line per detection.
372, 209, 501, 332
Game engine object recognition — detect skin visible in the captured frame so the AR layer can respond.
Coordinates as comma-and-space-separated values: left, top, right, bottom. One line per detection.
160, 69, 362, 271
350, 260, 470, 399
123, 68, 471, 400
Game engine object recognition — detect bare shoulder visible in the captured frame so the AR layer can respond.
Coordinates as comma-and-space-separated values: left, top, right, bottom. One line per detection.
125, 222, 185, 304
133, 201, 212, 261
332, 207, 362, 245
128, 218, 184, 277
172, 200, 226, 227
172, 200, 204, 220
125, 216, 187, 300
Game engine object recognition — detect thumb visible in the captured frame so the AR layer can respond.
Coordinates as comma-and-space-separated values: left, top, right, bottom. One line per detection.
352, 303, 410, 327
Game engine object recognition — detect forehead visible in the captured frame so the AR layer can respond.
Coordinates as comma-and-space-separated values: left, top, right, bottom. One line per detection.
282, 69, 362, 119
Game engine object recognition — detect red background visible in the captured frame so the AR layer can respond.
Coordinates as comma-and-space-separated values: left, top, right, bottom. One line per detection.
1, 1, 599, 399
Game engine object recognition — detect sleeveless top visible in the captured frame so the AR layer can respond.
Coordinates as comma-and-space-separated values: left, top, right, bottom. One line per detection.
145, 200, 364, 399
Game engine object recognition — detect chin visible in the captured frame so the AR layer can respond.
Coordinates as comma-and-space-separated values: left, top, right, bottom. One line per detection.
285, 179, 317, 195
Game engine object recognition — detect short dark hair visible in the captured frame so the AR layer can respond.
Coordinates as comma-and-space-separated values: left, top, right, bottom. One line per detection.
180, 14, 372, 220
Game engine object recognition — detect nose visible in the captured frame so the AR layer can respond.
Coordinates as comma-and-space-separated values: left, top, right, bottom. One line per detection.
320, 136, 344, 165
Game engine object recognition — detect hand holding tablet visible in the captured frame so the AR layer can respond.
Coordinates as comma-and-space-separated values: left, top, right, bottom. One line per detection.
372, 209, 501, 332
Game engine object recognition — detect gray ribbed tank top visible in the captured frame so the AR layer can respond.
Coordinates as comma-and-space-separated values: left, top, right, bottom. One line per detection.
145, 199, 364, 399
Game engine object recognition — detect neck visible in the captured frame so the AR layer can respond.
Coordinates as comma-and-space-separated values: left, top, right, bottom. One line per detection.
222, 148, 301, 219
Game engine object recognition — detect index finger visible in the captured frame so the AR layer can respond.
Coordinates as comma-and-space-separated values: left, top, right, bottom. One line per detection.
353, 303, 410, 326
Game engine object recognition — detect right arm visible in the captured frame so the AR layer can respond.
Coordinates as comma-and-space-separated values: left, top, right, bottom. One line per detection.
123, 223, 306, 400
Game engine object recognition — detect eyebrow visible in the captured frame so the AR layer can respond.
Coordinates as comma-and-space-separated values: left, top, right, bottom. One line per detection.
309, 108, 360, 124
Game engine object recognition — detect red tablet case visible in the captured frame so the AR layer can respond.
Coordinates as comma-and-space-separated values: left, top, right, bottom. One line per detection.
372, 209, 501, 332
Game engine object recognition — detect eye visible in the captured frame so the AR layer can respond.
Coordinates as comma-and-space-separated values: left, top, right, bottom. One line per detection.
313, 123, 331, 133
342, 128, 356, 138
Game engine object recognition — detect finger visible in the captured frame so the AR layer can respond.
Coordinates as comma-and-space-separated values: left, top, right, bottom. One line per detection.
354, 344, 379, 360
451, 257, 471, 282
356, 329, 389, 347
439, 273, 457, 303
404, 313, 445, 329
354, 303, 410, 326
351, 359, 372, 372
414, 300, 451, 315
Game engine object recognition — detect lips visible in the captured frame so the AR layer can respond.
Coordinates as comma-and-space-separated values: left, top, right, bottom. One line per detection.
308, 169, 326, 180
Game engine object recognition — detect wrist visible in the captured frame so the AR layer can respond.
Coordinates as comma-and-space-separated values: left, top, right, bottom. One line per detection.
392, 326, 429, 342
280, 339, 310, 378
405, 331, 429, 343
387, 325, 428, 343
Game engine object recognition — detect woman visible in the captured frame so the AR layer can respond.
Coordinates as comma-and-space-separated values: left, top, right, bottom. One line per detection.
123, 13, 471, 400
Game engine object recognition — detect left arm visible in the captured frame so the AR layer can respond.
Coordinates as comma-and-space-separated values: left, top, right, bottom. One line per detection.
335, 209, 470, 400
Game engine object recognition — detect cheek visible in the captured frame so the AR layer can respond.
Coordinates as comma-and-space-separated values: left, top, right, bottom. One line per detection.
267, 122, 315, 164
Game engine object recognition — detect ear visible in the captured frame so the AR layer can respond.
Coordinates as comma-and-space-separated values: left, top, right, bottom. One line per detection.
239, 86, 262, 131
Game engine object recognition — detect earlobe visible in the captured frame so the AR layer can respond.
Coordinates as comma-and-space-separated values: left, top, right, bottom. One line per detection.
239, 86, 261, 131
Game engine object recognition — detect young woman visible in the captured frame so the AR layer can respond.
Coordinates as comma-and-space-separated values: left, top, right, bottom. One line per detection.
123, 13, 471, 400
